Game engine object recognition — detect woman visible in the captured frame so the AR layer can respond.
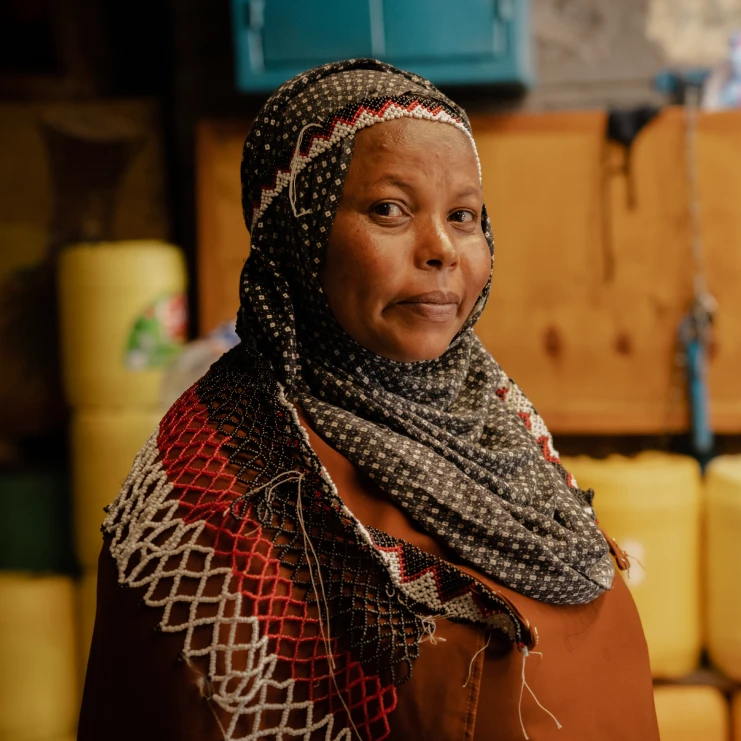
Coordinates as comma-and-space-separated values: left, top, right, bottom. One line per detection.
79, 59, 658, 740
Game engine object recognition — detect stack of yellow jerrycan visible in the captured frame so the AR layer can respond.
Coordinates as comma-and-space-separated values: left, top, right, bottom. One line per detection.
560, 452, 703, 678
653, 685, 730, 741
58, 240, 187, 685
705, 455, 741, 681
0, 473, 78, 741
0, 575, 79, 741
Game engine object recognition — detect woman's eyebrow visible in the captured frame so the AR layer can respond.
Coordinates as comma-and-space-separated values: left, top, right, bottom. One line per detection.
367, 177, 481, 200
368, 174, 414, 191
455, 186, 483, 200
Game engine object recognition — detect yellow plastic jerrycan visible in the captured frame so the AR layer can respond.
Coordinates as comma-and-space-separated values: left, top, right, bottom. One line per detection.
706, 456, 741, 680
561, 453, 702, 678
0, 574, 78, 741
653, 685, 729, 741
71, 406, 162, 569
58, 240, 187, 407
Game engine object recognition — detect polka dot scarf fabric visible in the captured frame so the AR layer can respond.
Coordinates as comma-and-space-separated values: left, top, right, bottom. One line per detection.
237, 59, 613, 605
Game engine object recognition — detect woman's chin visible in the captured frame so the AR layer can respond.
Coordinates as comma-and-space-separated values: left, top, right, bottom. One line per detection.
375, 329, 456, 363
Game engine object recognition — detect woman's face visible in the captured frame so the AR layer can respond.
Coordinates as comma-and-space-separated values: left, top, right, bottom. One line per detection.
320, 118, 491, 363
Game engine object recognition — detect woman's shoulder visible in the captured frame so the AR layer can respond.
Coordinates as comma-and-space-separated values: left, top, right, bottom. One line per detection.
101, 344, 305, 570
122, 346, 287, 492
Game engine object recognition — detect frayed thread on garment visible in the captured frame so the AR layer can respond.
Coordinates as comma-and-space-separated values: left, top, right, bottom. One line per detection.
517, 645, 563, 740
417, 614, 447, 646
623, 551, 647, 582
229, 469, 305, 535
288, 123, 322, 218
183, 656, 230, 738
463, 632, 491, 688
294, 473, 365, 741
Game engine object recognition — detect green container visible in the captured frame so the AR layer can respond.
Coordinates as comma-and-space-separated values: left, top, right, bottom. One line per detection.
0, 472, 76, 573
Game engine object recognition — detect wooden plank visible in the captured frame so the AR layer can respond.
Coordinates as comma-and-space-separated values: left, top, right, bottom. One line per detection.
194, 109, 741, 433
195, 119, 252, 334
698, 110, 741, 432
472, 107, 741, 433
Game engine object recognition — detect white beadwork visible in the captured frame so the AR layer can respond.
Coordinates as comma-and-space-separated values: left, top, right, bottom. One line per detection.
104, 430, 352, 741
250, 100, 481, 231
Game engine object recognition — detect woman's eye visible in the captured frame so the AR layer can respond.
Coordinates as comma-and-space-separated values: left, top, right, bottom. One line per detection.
449, 210, 475, 223
372, 202, 404, 218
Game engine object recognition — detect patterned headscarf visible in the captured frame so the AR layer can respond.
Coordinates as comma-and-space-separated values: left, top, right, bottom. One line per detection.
237, 59, 612, 605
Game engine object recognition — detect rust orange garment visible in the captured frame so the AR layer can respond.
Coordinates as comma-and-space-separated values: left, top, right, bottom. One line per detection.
301, 411, 659, 741
79, 408, 659, 741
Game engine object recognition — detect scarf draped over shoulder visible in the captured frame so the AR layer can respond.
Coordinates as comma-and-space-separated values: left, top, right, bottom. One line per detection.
236, 58, 613, 605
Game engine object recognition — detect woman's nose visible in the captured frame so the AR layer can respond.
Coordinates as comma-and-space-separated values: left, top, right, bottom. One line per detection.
417, 217, 459, 269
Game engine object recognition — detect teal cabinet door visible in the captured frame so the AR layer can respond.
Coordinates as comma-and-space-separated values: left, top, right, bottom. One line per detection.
261, 0, 375, 66
382, 0, 529, 86
383, 0, 506, 61
232, 0, 532, 92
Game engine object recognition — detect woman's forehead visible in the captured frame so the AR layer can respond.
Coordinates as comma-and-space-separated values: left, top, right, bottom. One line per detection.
352, 118, 482, 187
355, 116, 472, 149
350, 119, 481, 184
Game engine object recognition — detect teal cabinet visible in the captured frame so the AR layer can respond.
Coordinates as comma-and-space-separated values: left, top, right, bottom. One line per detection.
232, 0, 533, 92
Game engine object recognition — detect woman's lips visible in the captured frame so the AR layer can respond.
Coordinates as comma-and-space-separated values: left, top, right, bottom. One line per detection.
395, 291, 460, 322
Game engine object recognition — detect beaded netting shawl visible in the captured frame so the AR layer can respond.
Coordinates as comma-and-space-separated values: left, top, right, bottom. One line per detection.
102, 59, 613, 740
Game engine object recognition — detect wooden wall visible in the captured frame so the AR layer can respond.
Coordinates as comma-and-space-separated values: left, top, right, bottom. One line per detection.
196, 108, 741, 435
471, 109, 741, 433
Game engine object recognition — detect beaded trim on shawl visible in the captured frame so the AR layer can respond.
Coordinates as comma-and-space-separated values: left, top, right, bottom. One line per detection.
249, 96, 481, 232
102, 349, 533, 741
